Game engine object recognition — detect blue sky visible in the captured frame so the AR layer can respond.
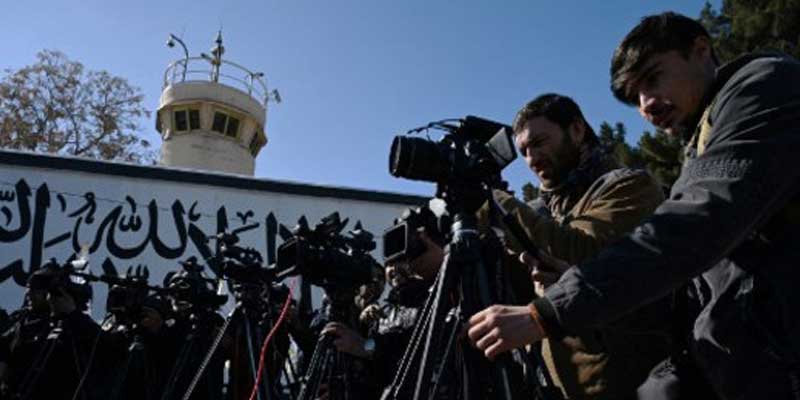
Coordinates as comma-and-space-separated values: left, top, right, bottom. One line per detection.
3, 0, 719, 197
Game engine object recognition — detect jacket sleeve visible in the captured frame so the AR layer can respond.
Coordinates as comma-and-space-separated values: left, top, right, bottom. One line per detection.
493, 170, 664, 265
536, 56, 800, 334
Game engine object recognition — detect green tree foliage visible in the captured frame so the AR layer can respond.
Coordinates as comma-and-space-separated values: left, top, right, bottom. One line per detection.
0, 50, 155, 163
598, 121, 643, 168
700, 0, 800, 62
521, 182, 539, 202
637, 130, 683, 187
599, 121, 683, 188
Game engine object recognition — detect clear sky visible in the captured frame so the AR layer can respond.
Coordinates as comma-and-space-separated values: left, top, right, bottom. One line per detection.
3, 0, 720, 197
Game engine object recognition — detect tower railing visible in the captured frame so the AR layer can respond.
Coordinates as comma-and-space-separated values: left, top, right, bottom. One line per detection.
163, 57, 273, 107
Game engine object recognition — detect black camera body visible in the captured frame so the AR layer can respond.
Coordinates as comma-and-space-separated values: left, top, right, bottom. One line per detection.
164, 257, 227, 313
103, 266, 167, 326
277, 212, 381, 291
27, 258, 93, 307
389, 116, 517, 185
383, 201, 449, 263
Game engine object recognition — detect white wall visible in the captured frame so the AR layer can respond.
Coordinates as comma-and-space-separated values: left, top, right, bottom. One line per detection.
0, 155, 424, 317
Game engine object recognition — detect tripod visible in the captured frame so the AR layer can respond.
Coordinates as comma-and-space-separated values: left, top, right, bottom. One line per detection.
159, 309, 226, 400
384, 187, 562, 400
177, 280, 296, 400
107, 327, 159, 400
296, 298, 361, 400
14, 314, 103, 400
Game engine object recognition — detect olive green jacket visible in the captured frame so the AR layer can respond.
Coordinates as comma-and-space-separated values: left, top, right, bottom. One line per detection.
493, 166, 669, 399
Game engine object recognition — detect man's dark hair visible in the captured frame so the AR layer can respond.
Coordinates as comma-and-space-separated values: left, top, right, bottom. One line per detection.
513, 93, 599, 147
611, 12, 718, 105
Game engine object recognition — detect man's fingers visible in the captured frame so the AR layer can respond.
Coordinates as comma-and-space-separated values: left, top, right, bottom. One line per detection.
484, 338, 509, 361
467, 319, 492, 344
468, 307, 489, 325
321, 323, 343, 336
475, 327, 500, 351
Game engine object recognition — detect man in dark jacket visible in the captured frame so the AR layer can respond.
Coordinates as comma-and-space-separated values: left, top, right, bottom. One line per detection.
485, 93, 670, 399
467, 12, 800, 400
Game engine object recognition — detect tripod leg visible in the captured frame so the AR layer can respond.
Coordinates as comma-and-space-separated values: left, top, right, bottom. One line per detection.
428, 307, 461, 400
297, 335, 333, 400
244, 315, 265, 400
386, 271, 440, 398
412, 250, 458, 400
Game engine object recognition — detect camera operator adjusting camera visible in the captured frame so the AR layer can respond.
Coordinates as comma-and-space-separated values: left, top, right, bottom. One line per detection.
468, 94, 673, 399
322, 206, 446, 397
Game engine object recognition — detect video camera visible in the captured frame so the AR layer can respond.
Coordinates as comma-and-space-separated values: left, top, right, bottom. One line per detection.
277, 212, 382, 290
27, 258, 93, 308
164, 257, 227, 314
211, 232, 277, 285
382, 200, 450, 263
103, 265, 169, 326
389, 116, 517, 186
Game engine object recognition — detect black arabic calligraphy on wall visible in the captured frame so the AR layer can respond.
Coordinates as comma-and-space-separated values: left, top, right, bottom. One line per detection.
0, 179, 284, 287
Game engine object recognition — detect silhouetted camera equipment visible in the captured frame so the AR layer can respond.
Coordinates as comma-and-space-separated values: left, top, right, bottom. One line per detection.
27, 258, 93, 307
389, 115, 516, 187
104, 265, 167, 325
277, 212, 382, 290
383, 202, 449, 263
205, 231, 286, 287
164, 257, 227, 313
385, 117, 562, 400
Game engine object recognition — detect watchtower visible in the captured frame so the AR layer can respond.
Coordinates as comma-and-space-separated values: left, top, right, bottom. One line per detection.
157, 32, 280, 175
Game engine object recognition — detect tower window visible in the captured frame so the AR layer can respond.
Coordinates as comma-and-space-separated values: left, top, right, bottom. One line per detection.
189, 110, 200, 130
212, 112, 227, 133
226, 117, 240, 138
174, 108, 201, 132
174, 110, 188, 131
211, 111, 241, 138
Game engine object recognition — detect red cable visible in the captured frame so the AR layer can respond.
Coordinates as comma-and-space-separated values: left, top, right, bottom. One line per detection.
248, 282, 295, 400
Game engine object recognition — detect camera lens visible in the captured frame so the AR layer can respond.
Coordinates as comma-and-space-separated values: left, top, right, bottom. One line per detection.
389, 136, 448, 182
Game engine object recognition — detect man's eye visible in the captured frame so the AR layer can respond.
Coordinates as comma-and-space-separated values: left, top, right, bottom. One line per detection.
645, 71, 661, 87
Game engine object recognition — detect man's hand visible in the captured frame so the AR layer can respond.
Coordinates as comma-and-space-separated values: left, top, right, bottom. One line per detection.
520, 251, 571, 293
467, 305, 545, 360
359, 304, 384, 324
321, 322, 370, 358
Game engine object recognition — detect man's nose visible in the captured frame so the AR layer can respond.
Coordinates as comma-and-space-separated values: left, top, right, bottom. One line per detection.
526, 151, 541, 168
638, 92, 657, 118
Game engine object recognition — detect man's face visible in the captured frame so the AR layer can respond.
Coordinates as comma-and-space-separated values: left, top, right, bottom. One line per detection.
25, 288, 49, 314
515, 116, 580, 189
629, 41, 715, 136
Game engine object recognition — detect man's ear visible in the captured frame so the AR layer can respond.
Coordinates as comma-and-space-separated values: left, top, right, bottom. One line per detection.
569, 120, 586, 145
693, 35, 712, 61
